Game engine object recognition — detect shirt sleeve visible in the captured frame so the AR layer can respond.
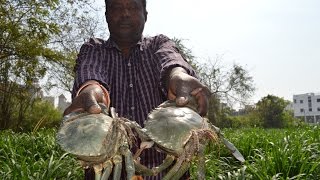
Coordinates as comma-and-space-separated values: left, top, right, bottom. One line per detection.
71, 38, 109, 99
153, 34, 198, 95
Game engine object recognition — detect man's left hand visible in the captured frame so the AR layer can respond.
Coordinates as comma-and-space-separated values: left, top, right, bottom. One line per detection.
167, 67, 211, 116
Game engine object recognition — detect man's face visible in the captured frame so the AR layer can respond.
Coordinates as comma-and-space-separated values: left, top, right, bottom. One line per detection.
106, 0, 147, 42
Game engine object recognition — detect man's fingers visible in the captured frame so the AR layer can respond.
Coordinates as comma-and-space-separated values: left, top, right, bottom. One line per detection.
87, 104, 101, 114
176, 96, 188, 106
174, 82, 192, 106
167, 69, 210, 115
175, 85, 190, 106
195, 92, 208, 116
168, 82, 190, 106
191, 87, 203, 96
64, 107, 85, 116
191, 87, 210, 116
63, 97, 86, 116
84, 92, 102, 114
63, 91, 102, 116
167, 90, 176, 100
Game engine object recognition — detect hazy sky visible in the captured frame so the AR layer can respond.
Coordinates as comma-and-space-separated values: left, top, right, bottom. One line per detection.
142, 0, 320, 104
54, 0, 320, 105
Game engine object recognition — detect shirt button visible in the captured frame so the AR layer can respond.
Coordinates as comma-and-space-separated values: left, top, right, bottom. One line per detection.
131, 106, 135, 110
129, 83, 133, 88
128, 63, 131, 66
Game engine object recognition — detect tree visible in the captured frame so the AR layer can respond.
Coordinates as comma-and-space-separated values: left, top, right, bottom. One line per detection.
172, 38, 199, 71
255, 95, 289, 128
197, 59, 255, 126
0, 0, 101, 131
0, 0, 62, 130
198, 59, 255, 104
24, 99, 62, 132
172, 39, 255, 126
44, 0, 107, 93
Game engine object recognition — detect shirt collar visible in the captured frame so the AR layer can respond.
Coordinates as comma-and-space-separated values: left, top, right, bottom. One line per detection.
105, 36, 145, 51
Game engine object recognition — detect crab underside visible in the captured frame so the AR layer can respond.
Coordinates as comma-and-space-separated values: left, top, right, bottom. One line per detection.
56, 108, 138, 180
56, 100, 245, 179
132, 100, 245, 179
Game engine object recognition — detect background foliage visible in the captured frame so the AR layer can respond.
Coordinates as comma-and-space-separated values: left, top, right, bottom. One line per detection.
0, 0, 260, 131
0, 1, 316, 179
0, 129, 82, 179
0, 0, 103, 131
1, 126, 319, 179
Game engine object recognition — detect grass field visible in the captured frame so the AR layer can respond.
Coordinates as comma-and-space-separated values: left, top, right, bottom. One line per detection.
0, 126, 319, 179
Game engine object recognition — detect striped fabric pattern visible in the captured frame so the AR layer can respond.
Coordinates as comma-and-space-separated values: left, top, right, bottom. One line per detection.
72, 34, 196, 179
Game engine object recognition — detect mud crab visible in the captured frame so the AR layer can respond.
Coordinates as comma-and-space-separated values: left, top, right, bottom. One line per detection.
130, 99, 245, 180
56, 106, 137, 180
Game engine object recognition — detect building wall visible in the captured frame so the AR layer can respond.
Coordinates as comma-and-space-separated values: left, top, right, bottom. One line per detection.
58, 94, 71, 112
293, 93, 320, 123
42, 94, 70, 112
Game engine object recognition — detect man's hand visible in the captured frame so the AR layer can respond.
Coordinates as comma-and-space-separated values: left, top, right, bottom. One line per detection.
167, 67, 211, 116
63, 81, 109, 116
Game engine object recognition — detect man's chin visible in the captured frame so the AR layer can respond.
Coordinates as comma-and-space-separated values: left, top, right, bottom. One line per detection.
117, 32, 140, 41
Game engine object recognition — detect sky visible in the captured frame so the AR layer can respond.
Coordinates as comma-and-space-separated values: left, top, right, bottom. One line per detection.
143, 0, 320, 104
52, 0, 320, 106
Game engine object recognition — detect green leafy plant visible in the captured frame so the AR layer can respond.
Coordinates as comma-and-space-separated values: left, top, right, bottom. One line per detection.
1, 127, 319, 179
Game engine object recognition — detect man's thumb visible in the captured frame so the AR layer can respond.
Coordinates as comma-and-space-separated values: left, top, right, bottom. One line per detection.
85, 95, 102, 114
176, 96, 189, 106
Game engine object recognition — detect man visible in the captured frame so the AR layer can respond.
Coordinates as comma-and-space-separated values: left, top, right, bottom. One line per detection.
64, 0, 211, 179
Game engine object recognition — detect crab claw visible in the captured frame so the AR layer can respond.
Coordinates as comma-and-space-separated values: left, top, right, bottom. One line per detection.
221, 138, 245, 163
209, 124, 245, 163
133, 141, 154, 160
140, 141, 154, 149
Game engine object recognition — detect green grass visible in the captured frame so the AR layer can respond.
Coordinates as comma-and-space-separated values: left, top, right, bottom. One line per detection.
190, 126, 320, 179
0, 126, 319, 179
0, 129, 83, 180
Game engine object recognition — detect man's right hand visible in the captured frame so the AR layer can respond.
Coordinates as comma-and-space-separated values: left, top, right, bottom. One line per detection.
63, 81, 110, 116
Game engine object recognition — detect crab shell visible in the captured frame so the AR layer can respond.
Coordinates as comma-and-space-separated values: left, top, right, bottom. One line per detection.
56, 112, 114, 163
144, 101, 208, 156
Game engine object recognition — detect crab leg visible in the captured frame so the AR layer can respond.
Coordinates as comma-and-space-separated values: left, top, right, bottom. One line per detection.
112, 154, 122, 180
134, 161, 154, 176
133, 154, 175, 176
93, 164, 103, 180
196, 144, 206, 180
162, 160, 190, 180
152, 154, 175, 175
101, 160, 113, 180
209, 124, 245, 162
167, 161, 190, 180
120, 146, 135, 179
133, 141, 154, 160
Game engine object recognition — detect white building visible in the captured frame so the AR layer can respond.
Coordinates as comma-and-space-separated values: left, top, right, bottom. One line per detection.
42, 94, 71, 112
293, 93, 320, 124
57, 94, 71, 112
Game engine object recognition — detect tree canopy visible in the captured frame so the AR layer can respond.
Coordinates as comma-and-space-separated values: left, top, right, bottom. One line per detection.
0, 0, 102, 131
255, 95, 290, 128
1, 0, 256, 130
172, 39, 255, 126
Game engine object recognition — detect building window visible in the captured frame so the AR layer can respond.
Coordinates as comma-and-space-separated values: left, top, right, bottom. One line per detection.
300, 109, 304, 113
317, 99, 320, 102
318, 107, 320, 112
309, 108, 312, 112
300, 100, 303, 103
294, 99, 297, 103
